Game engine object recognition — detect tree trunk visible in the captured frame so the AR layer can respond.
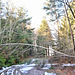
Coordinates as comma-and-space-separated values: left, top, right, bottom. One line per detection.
64, 3, 75, 52
64, 11, 71, 47
0, 1, 1, 42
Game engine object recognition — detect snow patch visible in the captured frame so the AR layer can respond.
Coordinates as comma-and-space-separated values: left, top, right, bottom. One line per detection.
27, 64, 36, 67
31, 58, 39, 62
20, 67, 34, 73
0, 63, 36, 75
42, 64, 58, 70
62, 63, 75, 66
2, 67, 11, 70
20, 64, 36, 73
43, 64, 51, 69
42, 67, 49, 70
45, 72, 56, 75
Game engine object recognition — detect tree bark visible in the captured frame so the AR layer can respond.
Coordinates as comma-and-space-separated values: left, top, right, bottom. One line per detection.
0, 1, 1, 31
64, 2, 75, 52
58, 0, 75, 18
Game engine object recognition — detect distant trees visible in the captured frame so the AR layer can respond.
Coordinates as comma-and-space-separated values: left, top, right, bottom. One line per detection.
44, 0, 75, 52
37, 18, 52, 47
36, 18, 52, 56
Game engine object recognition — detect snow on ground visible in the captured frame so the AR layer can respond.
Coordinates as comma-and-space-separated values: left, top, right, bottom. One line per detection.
20, 64, 37, 73
42, 67, 49, 70
62, 63, 75, 66
27, 63, 36, 67
42, 64, 51, 70
20, 66, 34, 73
0, 63, 36, 75
42, 64, 58, 70
31, 58, 39, 62
45, 72, 56, 75
0, 58, 75, 75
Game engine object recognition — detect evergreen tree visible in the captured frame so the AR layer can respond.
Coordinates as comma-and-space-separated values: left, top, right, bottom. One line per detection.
57, 2, 75, 52
44, 0, 75, 52
37, 19, 52, 47
0, 2, 34, 68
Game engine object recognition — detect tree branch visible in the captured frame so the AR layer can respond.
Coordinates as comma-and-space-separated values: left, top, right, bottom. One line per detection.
58, 0, 75, 18
66, 3, 75, 18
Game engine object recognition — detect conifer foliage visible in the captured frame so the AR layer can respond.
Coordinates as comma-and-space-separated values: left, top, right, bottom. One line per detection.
37, 19, 52, 47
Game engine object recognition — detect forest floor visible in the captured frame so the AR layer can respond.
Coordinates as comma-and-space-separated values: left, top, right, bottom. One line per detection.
0, 56, 75, 75
26, 66, 75, 75
26, 56, 75, 75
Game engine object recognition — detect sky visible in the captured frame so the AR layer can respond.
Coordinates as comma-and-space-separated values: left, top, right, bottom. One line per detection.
2, 0, 46, 30
2, 0, 57, 39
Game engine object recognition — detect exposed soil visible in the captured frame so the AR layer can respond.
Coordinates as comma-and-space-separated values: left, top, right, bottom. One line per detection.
48, 56, 75, 63
44, 65, 75, 75
26, 56, 75, 75
26, 65, 75, 75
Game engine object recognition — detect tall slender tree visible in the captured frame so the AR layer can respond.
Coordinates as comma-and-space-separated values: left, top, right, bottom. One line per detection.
37, 18, 52, 47
44, 0, 75, 52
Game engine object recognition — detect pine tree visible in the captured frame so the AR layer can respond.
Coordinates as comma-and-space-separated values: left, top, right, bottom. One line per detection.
58, 2, 75, 52
37, 18, 52, 47
0, 2, 34, 68
44, 0, 75, 52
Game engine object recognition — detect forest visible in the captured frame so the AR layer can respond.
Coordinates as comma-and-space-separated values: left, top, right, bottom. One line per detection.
0, 0, 75, 75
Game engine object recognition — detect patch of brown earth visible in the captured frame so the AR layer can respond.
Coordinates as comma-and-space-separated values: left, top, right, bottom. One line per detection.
41, 65, 75, 75
25, 65, 75, 75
